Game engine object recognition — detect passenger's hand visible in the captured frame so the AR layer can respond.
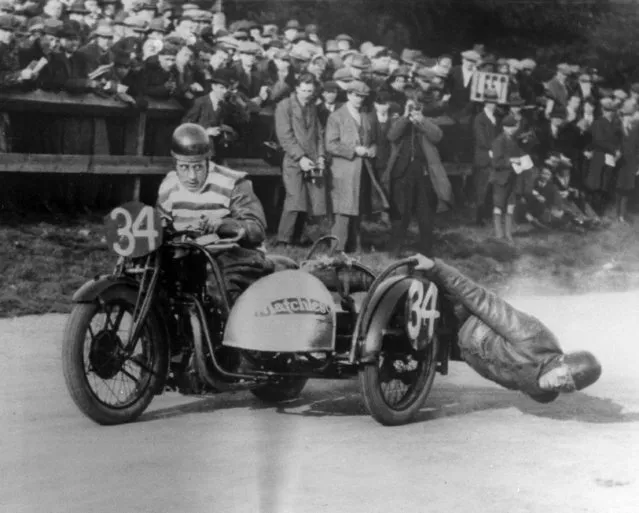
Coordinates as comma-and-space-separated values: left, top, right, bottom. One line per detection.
191, 82, 204, 92
366, 146, 377, 158
259, 85, 270, 101
206, 126, 222, 137
299, 156, 315, 171
412, 254, 435, 271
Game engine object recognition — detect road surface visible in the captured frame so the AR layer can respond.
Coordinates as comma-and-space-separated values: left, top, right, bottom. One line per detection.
1, 290, 638, 513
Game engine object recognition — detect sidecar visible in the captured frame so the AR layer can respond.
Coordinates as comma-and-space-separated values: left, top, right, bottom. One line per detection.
220, 249, 459, 426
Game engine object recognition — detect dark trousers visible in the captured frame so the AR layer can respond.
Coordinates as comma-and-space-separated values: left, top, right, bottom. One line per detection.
389, 160, 437, 255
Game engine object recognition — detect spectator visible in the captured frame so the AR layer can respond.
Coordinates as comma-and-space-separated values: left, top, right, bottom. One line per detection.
182, 68, 240, 163
317, 80, 339, 127
545, 63, 571, 113
274, 73, 327, 247
78, 22, 113, 71
472, 88, 500, 225
383, 87, 451, 256
614, 102, 639, 224
325, 80, 385, 252
491, 114, 525, 242
584, 97, 621, 215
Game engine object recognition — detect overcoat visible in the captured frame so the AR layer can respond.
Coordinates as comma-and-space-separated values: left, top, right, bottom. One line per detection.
325, 104, 388, 216
616, 122, 639, 191
585, 116, 621, 192
275, 93, 327, 215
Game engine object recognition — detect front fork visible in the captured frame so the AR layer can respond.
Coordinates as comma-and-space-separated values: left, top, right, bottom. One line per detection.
123, 253, 161, 353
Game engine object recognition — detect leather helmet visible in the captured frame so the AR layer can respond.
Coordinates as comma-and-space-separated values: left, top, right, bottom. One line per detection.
171, 123, 211, 162
564, 350, 602, 391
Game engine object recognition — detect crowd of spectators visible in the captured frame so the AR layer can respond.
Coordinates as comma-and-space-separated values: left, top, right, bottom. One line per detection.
0, 0, 638, 252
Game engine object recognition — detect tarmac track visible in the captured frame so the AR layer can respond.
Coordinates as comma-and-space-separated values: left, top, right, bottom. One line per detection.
1, 290, 638, 513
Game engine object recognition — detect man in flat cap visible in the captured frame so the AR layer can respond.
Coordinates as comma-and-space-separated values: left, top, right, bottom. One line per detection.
283, 19, 300, 46
545, 63, 571, 116
490, 113, 525, 242
326, 79, 388, 252
383, 85, 452, 256
584, 97, 621, 215
318, 80, 340, 127
274, 73, 327, 247
78, 22, 114, 71
183, 68, 242, 163
472, 88, 500, 226
449, 49, 479, 115
335, 33, 353, 52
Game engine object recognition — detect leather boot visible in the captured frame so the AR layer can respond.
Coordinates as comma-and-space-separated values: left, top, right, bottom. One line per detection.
492, 213, 504, 239
504, 213, 515, 243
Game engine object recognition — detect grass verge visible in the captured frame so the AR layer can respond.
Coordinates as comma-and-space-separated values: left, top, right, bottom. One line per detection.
1, 207, 639, 318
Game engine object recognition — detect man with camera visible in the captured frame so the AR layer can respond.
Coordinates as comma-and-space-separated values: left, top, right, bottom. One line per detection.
274, 73, 327, 247
382, 86, 452, 257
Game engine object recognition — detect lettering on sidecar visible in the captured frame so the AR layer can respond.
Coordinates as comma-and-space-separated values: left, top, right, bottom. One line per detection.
255, 297, 332, 317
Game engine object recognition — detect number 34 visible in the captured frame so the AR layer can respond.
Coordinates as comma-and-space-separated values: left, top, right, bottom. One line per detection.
406, 280, 440, 341
110, 206, 159, 257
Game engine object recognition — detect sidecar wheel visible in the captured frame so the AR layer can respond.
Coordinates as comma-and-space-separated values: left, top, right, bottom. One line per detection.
359, 335, 438, 426
251, 377, 308, 404
62, 287, 168, 425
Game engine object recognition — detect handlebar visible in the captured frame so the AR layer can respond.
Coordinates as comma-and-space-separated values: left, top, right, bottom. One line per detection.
165, 227, 246, 254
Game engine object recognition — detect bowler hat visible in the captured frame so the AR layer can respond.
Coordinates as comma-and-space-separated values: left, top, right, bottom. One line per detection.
322, 80, 339, 92
350, 53, 371, 70
347, 80, 370, 95
557, 63, 572, 75
401, 48, 424, 64
335, 33, 353, 42
461, 49, 481, 62
43, 18, 63, 36
502, 114, 518, 127
210, 68, 235, 87
0, 13, 15, 31
508, 93, 525, 107
285, 19, 300, 30
600, 97, 616, 111
333, 67, 354, 82
237, 40, 260, 55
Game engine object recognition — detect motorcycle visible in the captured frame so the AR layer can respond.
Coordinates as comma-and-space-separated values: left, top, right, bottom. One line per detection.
62, 202, 458, 427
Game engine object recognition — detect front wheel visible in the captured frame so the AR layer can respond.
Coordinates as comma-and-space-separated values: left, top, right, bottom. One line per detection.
62, 286, 168, 425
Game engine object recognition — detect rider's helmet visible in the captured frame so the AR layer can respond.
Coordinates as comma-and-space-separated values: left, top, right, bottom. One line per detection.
171, 123, 211, 162
564, 350, 602, 391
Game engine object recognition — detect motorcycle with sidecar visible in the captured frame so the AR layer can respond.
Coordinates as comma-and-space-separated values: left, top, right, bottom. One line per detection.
62, 202, 460, 426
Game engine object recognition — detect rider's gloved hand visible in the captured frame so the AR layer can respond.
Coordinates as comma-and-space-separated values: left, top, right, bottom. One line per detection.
216, 218, 244, 238
412, 254, 435, 271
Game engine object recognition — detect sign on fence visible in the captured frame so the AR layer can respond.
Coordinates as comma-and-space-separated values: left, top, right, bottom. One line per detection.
470, 72, 510, 104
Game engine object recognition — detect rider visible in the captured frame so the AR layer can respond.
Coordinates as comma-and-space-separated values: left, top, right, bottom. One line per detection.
412, 254, 602, 403
157, 122, 273, 302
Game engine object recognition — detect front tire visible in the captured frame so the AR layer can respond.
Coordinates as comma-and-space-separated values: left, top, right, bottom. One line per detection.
62, 286, 168, 425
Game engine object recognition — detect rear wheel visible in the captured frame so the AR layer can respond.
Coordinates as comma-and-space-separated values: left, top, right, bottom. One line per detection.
359, 292, 439, 426
62, 287, 168, 425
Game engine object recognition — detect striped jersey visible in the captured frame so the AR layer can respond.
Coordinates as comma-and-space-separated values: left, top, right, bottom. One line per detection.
157, 163, 247, 231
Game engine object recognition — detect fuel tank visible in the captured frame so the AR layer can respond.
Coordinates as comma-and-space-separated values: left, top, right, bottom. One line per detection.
223, 270, 336, 352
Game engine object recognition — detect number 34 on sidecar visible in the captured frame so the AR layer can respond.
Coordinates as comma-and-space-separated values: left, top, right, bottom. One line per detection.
62, 202, 458, 427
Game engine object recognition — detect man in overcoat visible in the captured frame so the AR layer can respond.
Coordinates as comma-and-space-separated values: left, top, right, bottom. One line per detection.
274, 73, 327, 246
472, 88, 500, 225
584, 98, 621, 215
382, 88, 453, 257
325, 80, 388, 252
615, 103, 639, 223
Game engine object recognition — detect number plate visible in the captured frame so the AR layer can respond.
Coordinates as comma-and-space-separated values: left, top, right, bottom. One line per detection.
405, 279, 440, 350
104, 201, 163, 258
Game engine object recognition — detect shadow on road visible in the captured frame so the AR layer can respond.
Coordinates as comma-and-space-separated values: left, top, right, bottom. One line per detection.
140, 380, 639, 425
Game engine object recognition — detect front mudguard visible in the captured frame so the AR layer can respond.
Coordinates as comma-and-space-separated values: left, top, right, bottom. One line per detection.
71, 274, 172, 375
354, 275, 448, 369
72, 274, 140, 303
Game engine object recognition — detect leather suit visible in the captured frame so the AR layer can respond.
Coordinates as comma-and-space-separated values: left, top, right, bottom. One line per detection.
426, 259, 564, 403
